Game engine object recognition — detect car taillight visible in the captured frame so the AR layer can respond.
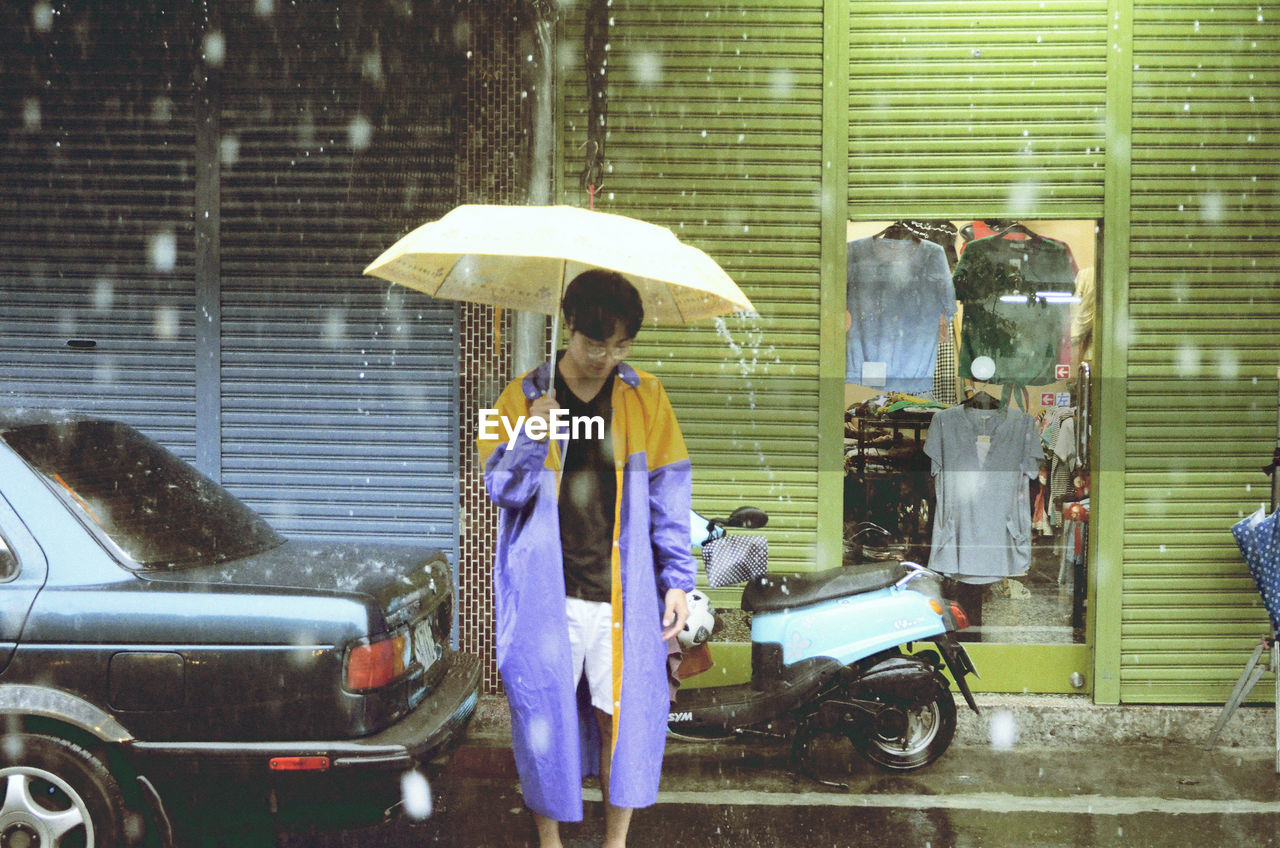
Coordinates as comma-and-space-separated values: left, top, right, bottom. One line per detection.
270, 756, 330, 772
345, 631, 410, 691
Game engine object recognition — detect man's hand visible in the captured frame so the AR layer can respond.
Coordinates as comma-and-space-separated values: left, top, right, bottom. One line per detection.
660, 587, 689, 642
527, 390, 559, 439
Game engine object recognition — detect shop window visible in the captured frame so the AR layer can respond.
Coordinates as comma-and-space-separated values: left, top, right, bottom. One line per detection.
844, 219, 1096, 645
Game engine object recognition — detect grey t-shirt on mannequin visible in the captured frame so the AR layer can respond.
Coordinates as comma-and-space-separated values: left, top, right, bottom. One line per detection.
923, 405, 1043, 583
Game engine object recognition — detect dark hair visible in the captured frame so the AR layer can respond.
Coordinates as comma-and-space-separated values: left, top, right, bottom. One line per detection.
560, 269, 644, 340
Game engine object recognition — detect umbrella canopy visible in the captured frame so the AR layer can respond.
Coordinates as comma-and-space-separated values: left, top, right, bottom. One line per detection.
363, 204, 755, 324
1232, 506, 1280, 631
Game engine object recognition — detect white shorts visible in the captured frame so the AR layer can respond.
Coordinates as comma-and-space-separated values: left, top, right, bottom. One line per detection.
565, 596, 615, 715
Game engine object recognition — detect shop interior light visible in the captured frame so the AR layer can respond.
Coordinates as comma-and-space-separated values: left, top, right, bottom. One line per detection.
997, 292, 1082, 304
1035, 291, 1082, 303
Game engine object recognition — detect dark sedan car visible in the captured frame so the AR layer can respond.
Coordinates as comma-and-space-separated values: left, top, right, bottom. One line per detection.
0, 409, 480, 847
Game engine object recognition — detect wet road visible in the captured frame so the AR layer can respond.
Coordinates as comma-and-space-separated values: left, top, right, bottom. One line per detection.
190, 735, 1280, 847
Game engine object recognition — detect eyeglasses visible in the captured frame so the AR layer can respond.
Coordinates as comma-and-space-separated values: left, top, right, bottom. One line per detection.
579, 338, 633, 361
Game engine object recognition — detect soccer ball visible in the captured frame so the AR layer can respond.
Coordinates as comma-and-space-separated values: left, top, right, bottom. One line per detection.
679, 590, 716, 650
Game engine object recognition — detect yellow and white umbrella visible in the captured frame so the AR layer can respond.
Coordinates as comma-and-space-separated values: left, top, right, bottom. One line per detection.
363, 204, 754, 338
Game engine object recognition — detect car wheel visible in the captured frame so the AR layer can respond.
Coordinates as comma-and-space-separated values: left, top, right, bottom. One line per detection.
0, 733, 126, 848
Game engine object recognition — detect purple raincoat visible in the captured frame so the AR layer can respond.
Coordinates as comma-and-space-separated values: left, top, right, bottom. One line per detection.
477, 360, 696, 821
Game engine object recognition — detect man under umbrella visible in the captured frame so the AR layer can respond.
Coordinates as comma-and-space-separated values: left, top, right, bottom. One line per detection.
478, 269, 695, 848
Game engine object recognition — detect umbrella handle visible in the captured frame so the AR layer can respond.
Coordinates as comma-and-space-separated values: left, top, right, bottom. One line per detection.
541, 310, 562, 469
1265, 448, 1280, 478
546, 310, 560, 397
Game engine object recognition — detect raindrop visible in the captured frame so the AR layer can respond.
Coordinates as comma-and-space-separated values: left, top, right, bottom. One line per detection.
202, 31, 226, 68
632, 52, 662, 85
989, 709, 1018, 748
22, 97, 41, 132
148, 230, 177, 272
363, 52, 383, 83
220, 135, 240, 167
1200, 192, 1224, 222
93, 278, 114, 311
94, 359, 117, 386
1215, 351, 1240, 380
768, 68, 796, 98
1006, 182, 1039, 216
348, 114, 374, 151
32, 1, 53, 32
527, 714, 552, 756
153, 306, 179, 341
323, 310, 347, 347
151, 96, 174, 124
1176, 344, 1201, 374
400, 770, 433, 819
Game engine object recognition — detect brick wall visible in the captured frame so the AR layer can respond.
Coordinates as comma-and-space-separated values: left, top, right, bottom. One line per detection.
456, 0, 527, 694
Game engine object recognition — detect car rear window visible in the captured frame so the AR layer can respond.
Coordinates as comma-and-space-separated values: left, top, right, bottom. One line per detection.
2, 420, 284, 570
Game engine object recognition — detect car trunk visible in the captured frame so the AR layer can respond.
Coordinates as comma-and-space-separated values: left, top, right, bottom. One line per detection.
133, 541, 455, 740
142, 540, 453, 633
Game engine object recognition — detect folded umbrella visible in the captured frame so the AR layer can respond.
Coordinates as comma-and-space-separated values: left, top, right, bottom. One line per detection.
1232, 506, 1280, 631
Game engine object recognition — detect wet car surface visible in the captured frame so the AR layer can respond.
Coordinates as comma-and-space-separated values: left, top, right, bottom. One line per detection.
0, 409, 479, 847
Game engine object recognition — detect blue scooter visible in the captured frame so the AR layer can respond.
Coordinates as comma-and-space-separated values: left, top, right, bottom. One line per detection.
669, 507, 979, 783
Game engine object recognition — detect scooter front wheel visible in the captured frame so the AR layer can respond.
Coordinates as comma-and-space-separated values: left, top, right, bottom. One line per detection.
857, 685, 957, 771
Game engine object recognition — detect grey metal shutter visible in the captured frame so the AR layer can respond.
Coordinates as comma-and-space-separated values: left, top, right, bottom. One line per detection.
0, 3, 199, 456
559, 2, 827, 579
215, 6, 461, 549
848, 0, 1109, 218
1122, 0, 1280, 703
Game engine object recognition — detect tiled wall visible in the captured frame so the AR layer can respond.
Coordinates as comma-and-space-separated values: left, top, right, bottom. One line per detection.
457, 1, 525, 694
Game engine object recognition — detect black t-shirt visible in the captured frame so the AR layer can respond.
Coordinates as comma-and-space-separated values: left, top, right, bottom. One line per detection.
554, 363, 616, 602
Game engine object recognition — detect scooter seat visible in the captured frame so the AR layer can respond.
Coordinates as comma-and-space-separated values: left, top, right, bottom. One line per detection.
741, 562, 906, 613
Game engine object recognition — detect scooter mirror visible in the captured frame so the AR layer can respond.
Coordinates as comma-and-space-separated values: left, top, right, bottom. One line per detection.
725, 506, 769, 529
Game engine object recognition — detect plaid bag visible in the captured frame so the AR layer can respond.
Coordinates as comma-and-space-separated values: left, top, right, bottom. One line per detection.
701, 534, 768, 588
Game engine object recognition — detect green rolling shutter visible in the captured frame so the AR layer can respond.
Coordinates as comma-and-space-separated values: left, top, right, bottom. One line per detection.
1122, 0, 1280, 703
848, 0, 1108, 219
559, 2, 827, 581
